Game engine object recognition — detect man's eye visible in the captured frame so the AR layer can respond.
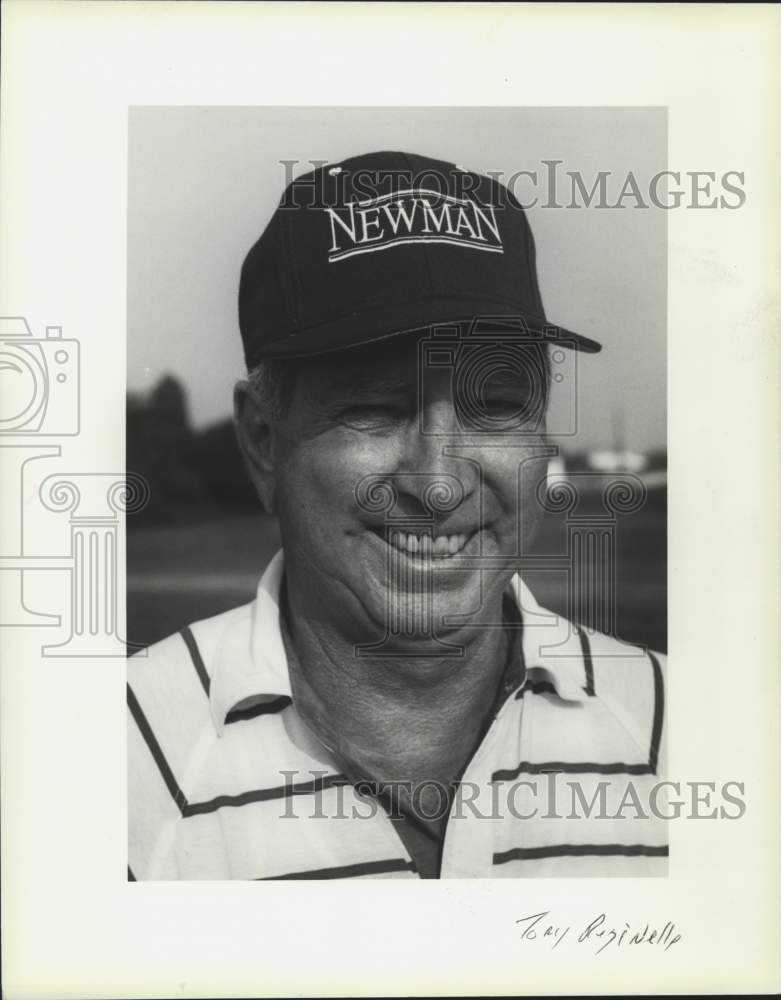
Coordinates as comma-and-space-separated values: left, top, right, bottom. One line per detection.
456, 396, 542, 431
338, 404, 407, 427
482, 398, 523, 412
479, 397, 536, 418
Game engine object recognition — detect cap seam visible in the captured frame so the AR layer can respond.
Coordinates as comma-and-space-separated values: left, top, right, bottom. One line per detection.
522, 205, 545, 318
281, 209, 301, 327
400, 151, 438, 295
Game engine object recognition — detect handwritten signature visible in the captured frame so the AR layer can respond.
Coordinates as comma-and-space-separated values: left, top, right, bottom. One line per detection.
516, 911, 682, 955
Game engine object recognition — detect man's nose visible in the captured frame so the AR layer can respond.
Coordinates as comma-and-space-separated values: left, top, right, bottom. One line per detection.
392, 400, 478, 512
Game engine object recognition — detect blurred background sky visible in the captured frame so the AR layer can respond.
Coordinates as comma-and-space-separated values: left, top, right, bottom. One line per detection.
128, 106, 666, 452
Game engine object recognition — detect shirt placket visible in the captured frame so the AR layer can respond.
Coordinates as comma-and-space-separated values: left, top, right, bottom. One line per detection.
438, 693, 525, 878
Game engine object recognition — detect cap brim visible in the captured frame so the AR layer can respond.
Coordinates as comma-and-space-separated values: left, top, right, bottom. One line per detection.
254, 296, 601, 362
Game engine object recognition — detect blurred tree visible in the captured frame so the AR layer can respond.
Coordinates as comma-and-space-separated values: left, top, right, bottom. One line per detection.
150, 375, 188, 425
127, 375, 210, 522
645, 448, 667, 471
127, 377, 259, 521
192, 420, 259, 511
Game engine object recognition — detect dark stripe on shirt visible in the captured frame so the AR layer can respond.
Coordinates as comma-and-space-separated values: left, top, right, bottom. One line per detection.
183, 773, 349, 818
180, 626, 210, 696
127, 684, 188, 813
500, 649, 665, 780
577, 626, 596, 696
515, 680, 557, 700
492, 760, 658, 780
647, 652, 664, 773
225, 696, 292, 724
494, 843, 669, 865
259, 858, 417, 880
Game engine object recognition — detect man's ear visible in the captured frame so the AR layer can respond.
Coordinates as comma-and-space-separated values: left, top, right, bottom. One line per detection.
233, 380, 277, 514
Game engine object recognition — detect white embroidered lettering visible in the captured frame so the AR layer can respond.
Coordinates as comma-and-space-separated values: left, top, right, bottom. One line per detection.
471, 203, 501, 242
325, 191, 503, 262
420, 199, 453, 234
326, 205, 358, 253
357, 208, 384, 244
381, 199, 419, 235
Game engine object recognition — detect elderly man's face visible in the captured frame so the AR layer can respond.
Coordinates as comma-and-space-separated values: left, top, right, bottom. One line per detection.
255, 332, 550, 645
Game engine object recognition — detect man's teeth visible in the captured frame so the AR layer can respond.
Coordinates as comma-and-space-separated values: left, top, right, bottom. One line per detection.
387, 530, 470, 557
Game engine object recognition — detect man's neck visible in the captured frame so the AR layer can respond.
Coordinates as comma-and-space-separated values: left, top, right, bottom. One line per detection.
280, 584, 515, 788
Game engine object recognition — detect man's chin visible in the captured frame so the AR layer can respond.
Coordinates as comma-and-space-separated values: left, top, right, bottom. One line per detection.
329, 526, 515, 646
349, 568, 507, 652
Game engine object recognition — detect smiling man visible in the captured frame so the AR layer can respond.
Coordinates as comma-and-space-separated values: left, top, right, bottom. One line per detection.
128, 151, 667, 880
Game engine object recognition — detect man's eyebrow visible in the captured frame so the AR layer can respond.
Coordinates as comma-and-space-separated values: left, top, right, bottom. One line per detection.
329, 374, 412, 396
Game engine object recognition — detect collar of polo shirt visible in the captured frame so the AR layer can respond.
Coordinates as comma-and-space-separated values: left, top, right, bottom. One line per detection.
208, 550, 587, 735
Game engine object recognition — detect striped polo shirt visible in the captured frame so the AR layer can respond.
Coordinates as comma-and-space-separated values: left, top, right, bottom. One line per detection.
128, 551, 667, 880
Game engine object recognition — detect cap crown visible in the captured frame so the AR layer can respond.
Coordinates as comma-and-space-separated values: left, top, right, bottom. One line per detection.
239, 151, 597, 364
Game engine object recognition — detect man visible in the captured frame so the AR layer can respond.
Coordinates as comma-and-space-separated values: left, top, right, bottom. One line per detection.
128, 151, 666, 880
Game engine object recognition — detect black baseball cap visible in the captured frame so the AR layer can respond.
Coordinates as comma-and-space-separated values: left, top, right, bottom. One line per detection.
238, 150, 602, 367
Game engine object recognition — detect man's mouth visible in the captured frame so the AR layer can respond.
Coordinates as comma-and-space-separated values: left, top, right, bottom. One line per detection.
369, 526, 474, 559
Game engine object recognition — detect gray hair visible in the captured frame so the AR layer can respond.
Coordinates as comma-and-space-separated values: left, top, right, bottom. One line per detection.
246, 357, 300, 420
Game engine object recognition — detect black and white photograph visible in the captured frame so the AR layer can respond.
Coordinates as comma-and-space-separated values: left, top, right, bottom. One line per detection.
126, 108, 669, 881
1, 3, 779, 998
